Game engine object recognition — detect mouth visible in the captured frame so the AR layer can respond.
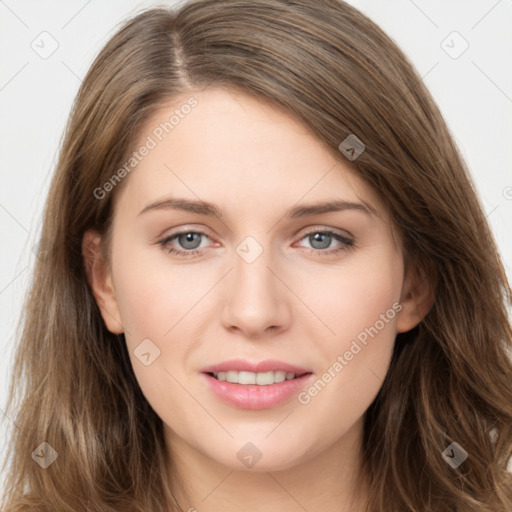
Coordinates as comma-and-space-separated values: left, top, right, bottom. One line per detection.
202, 370, 315, 410
205, 370, 311, 385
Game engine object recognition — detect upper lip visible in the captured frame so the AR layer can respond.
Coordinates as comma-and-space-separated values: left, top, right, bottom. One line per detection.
201, 359, 312, 375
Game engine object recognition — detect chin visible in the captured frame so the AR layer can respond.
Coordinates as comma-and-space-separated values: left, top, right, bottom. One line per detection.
209, 439, 312, 473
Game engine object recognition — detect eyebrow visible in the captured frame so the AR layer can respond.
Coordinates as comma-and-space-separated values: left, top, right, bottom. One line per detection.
138, 197, 377, 219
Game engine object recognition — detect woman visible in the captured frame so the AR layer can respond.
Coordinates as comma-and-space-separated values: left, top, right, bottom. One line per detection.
1, 0, 511, 511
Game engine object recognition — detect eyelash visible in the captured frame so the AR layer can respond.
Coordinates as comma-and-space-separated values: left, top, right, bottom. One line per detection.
157, 228, 354, 258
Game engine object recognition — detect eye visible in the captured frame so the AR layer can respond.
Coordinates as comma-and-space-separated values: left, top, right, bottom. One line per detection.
158, 230, 213, 256
158, 228, 354, 258
295, 229, 354, 256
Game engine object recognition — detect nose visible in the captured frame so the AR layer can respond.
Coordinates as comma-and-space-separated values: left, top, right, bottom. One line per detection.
220, 240, 291, 338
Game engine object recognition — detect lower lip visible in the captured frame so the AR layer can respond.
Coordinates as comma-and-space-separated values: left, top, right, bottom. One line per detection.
202, 372, 314, 410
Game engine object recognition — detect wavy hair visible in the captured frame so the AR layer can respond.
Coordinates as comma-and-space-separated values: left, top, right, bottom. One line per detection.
1, 1, 511, 511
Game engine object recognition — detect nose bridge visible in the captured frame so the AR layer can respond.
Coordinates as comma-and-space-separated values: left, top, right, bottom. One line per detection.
232, 234, 279, 299
221, 234, 289, 334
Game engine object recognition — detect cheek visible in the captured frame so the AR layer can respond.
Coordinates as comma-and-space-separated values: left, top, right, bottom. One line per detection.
305, 250, 402, 341
111, 254, 203, 413
112, 245, 205, 339
110, 243, 223, 396
296, 250, 402, 397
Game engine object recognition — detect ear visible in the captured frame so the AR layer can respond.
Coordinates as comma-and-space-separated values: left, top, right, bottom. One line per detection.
396, 263, 435, 333
82, 229, 124, 334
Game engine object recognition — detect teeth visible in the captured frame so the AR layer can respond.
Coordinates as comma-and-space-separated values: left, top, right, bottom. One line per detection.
214, 370, 298, 385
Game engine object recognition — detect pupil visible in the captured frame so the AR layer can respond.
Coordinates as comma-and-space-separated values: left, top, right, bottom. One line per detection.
180, 232, 201, 249
311, 233, 330, 250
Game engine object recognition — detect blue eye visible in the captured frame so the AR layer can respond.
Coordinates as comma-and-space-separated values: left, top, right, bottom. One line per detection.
298, 230, 354, 255
158, 229, 354, 258
158, 231, 210, 256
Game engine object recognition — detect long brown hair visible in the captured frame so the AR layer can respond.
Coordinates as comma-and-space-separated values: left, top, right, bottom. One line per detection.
2, 1, 511, 510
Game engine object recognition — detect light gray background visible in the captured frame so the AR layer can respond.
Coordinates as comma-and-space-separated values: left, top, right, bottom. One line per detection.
1, 0, 511, 488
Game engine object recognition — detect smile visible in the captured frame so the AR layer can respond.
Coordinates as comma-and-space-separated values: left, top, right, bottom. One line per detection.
208, 370, 306, 385
203, 372, 314, 409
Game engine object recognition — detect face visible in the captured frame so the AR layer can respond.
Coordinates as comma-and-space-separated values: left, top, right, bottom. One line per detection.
85, 87, 425, 474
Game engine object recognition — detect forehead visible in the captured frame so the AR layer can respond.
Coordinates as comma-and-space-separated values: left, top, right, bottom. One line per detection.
115, 87, 385, 221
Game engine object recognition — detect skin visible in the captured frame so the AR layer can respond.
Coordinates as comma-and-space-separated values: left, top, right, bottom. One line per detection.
83, 87, 433, 512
